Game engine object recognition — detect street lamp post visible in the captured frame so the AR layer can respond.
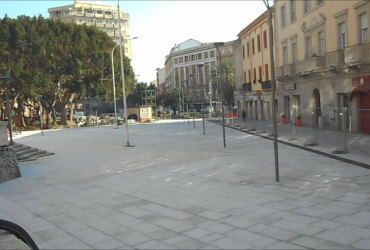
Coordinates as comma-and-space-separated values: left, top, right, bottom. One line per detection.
39, 95, 43, 136
213, 43, 226, 147
117, 0, 135, 147
111, 37, 138, 129
197, 63, 205, 135
188, 74, 195, 128
0, 76, 13, 145
263, 0, 280, 182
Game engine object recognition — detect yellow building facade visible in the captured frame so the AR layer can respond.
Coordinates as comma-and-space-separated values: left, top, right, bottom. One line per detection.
48, 1, 134, 62
237, 9, 276, 122
275, 0, 370, 133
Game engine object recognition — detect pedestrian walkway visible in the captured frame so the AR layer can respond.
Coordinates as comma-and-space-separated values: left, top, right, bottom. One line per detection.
1, 122, 370, 249
212, 117, 370, 169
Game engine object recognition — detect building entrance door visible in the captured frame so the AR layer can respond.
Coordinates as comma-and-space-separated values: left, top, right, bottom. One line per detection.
360, 91, 370, 133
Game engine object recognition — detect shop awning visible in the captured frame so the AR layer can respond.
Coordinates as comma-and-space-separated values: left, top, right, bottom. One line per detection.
349, 85, 370, 101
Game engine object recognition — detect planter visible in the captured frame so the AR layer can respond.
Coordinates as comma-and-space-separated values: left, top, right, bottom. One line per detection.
281, 116, 287, 125
43, 125, 49, 129
296, 118, 302, 127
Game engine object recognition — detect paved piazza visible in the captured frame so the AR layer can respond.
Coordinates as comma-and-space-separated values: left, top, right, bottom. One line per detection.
1, 121, 370, 249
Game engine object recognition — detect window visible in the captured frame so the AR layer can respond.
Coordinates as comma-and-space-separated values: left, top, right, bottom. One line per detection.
257, 35, 261, 52
185, 56, 189, 62
281, 5, 286, 27
282, 45, 288, 65
318, 31, 325, 56
339, 22, 346, 49
179, 57, 183, 63
253, 68, 256, 82
317, 0, 323, 6
124, 39, 128, 44
263, 31, 267, 49
198, 53, 202, 60
247, 42, 250, 57
244, 71, 247, 83
291, 0, 296, 22
191, 55, 195, 61
204, 52, 208, 59
174, 58, 178, 64
125, 48, 128, 53
229, 48, 232, 53
292, 42, 298, 63
361, 13, 369, 43
304, 0, 311, 14
306, 36, 312, 58
265, 64, 269, 81
210, 51, 215, 57
258, 66, 262, 81
242, 45, 245, 59
252, 39, 255, 54
248, 70, 251, 83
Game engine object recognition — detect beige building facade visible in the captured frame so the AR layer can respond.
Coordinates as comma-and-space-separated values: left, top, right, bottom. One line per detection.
275, 0, 370, 133
48, 1, 134, 62
164, 39, 219, 109
237, 9, 276, 122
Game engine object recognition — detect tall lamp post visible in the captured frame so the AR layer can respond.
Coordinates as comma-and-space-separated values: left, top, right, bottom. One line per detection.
213, 43, 226, 147
263, 0, 280, 182
0, 76, 14, 145
197, 63, 205, 135
112, 37, 137, 129
117, 0, 134, 147
188, 74, 195, 128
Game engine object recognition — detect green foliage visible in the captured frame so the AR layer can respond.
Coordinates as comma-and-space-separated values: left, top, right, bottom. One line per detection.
211, 59, 235, 105
0, 14, 136, 125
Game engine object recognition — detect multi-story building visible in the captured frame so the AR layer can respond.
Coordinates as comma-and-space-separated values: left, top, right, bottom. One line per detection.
48, 1, 134, 62
275, 0, 369, 133
237, 8, 276, 121
164, 39, 219, 109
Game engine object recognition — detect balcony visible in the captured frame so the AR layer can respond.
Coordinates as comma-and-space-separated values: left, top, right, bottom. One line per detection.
261, 81, 271, 90
345, 44, 370, 66
95, 13, 104, 18
326, 50, 345, 69
105, 23, 114, 28
85, 23, 93, 26
107, 33, 114, 37
85, 12, 94, 17
95, 23, 105, 28
283, 64, 296, 76
275, 67, 283, 78
105, 14, 112, 19
242, 83, 252, 92
296, 56, 326, 75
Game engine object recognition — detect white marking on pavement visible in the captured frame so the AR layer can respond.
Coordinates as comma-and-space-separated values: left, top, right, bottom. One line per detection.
171, 167, 184, 172
121, 160, 134, 164
208, 172, 218, 176
184, 168, 198, 174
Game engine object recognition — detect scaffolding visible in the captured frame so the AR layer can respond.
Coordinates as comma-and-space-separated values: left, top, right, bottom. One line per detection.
141, 90, 157, 117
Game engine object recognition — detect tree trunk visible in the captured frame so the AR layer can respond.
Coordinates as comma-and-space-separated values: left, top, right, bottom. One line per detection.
60, 105, 67, 125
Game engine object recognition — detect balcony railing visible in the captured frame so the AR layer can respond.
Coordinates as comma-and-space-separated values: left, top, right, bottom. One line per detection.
296, 56, 326, 75
242, 83, 252, 92
85, 12, 94, 17
107, 33, 114, 37
261, 81, 271, 90
95, 13, 104, 18
326, 50, 345, 69
105, 23, 114, 28
345, 44, 370, 66
275, 67, 283, 78
283, 64, 296, 76
105, 14, 112, 19
85, 23, 93, 26
95, 23, 105, 28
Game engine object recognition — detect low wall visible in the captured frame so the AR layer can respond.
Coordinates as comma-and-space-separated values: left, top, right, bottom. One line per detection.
0, 146, 21, 184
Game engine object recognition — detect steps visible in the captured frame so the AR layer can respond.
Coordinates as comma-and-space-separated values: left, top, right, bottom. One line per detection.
13, 143, 55, 162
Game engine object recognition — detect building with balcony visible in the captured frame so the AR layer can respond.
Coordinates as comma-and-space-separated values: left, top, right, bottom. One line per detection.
48, 1, 134, 62
237, 8, 276, 121
275, 0, 369, 133
164, 39, 219, 109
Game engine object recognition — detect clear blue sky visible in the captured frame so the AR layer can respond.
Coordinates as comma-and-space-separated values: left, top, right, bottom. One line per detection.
0, 0, 268, 84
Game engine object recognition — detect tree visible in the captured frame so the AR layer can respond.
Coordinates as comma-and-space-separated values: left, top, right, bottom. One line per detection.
211, 59, 235, 105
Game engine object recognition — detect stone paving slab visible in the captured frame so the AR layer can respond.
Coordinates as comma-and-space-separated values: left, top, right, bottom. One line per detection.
1, 121, 370, 249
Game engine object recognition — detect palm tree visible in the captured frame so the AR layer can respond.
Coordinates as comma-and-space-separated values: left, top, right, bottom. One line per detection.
211, 59, 235, 105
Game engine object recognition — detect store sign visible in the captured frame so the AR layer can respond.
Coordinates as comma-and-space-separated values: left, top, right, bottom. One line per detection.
352, 76, 370, 86
283, 83, 296, 90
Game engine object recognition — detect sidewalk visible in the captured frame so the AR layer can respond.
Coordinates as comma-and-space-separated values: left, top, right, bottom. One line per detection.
1, 121, 370, 249
213, 117, 370, 168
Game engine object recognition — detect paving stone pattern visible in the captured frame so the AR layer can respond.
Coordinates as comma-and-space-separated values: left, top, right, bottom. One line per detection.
0, 121, 370, 249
